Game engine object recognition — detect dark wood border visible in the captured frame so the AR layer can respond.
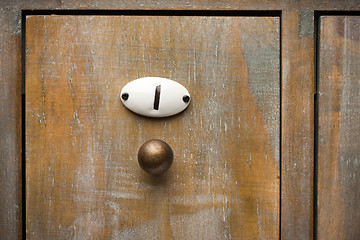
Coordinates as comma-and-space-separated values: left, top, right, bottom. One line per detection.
1, 1, 359, 239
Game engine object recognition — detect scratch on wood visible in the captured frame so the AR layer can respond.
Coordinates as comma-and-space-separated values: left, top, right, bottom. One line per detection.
44, 16, 48, 46
40, 53, 46, 127
68, 60, 81, 145
39, 16, 50, 127
256, 198, 262, 240
246, 151, 252, 168
68, 69, 78, 123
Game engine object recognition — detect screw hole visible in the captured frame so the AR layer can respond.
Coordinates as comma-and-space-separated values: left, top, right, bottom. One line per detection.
183, 95, 190, 103
122, 93, 129, 100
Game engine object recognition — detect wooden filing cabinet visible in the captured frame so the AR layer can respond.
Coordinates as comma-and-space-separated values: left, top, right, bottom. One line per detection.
0, 1, 359, 239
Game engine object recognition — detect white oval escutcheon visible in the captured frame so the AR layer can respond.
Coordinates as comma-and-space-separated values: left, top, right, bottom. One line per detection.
120, 77, 191, 117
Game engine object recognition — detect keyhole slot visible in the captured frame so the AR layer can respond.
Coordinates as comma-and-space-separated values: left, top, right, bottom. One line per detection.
154, 85, 161, 110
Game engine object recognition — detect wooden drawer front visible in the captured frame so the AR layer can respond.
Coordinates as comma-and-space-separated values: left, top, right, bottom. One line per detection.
318, 16, 360, 240
26, 15, 280, 239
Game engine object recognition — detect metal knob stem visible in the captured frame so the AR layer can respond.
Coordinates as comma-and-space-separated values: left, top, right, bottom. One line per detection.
138, 139, 173, 175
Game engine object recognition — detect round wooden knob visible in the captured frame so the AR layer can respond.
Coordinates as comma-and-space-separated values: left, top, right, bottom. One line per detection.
138, 139, 173, 175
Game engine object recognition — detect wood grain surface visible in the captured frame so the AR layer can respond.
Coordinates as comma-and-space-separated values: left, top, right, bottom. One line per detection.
2, 0, 359, 239
0, 30, 23, 240
317, 16, 360, 240
26, 15, 280, 239
281, 11, 315, 240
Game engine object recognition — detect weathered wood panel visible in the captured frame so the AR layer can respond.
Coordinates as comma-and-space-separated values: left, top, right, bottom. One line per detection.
0, 32, 22, 240
2, 0, 360, 11
2, 0, 359, 239
281, 11, 315, 240
26, 15, 280, 239
318, 16, 360, 240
